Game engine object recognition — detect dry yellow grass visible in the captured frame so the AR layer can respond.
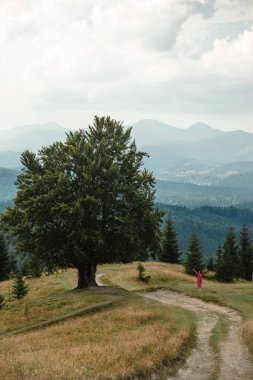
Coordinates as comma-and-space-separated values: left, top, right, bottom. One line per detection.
0, 299, 194, 380
0, 270, 118, 333
242, 320, 253, 355
100, 262, 197, 291
100, 262, 253, 361
0, 268, 195, 379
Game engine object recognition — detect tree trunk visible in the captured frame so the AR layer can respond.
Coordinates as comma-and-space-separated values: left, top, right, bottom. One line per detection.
87, 262, 98, 287
77, 262, 98, 288
77, 264, 89, 288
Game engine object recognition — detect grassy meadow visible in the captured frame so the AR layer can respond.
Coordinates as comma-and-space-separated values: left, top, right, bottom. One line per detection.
0, 270, 117, 333
0, 268, 195, 380
1, 262, 252, 379
100, 262, 253, 356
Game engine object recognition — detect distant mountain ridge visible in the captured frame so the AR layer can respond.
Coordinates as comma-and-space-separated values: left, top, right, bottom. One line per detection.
0, 167, 19, 201
131, 119, 224, 146
129, 119, 253, 188
0, 119, 253, 208
0, 122, 68, 153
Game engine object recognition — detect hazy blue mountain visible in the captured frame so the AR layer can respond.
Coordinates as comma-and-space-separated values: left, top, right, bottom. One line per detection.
0, 167, 19, 201
130, 120, 253, 189
184, 130, 253, 163
0, 151, 22, 168
155, 179, 253, 208
182, 122, 224, 141
131, 119, 184, 146
131, 119, 223, 146
0, 122, 68, 152
0, 119, 253, 209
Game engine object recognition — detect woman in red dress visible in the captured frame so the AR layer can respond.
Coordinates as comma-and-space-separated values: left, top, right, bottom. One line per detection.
193, 268, 208, 289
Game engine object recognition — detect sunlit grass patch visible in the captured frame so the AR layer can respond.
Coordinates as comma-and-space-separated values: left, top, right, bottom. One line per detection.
100, 262, 195, 291
100, 262, 253, 318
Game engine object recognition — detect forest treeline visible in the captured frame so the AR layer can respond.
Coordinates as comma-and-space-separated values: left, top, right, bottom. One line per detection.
160, 215, 253, 282
158, 204, 253, 258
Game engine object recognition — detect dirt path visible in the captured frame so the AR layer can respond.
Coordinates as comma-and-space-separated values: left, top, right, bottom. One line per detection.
96, 272, 108, 286
143, 290, 253, 380
96, 273, 253, 379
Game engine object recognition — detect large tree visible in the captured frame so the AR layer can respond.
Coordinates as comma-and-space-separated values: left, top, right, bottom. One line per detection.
184, 232, 204, 275
239, 224, 253, 281
160, 216, 180, 263
1, 116, 162, 288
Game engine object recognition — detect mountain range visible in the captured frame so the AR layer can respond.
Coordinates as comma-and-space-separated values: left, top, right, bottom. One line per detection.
131, 120, 253, 196
0, 122, 68, 152
0, 119, 253, 207
131, 120, 224, 145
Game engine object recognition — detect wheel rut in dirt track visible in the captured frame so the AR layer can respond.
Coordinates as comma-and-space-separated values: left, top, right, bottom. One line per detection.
143, 290, 253, 380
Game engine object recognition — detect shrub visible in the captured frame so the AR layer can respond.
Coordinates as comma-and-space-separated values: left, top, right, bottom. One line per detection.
137, 263, 151, 283
12, 273, 29, 300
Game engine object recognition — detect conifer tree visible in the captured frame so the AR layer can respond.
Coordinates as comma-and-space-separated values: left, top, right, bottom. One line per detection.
216, 226, 239, 282
0, 233, 9, 281
160, 216, 180, 263
239, 224, 253, 281
12, 273, 29, 299
215, 245, 222, 275
184, 232, 204, 275
207, 256, 214, 271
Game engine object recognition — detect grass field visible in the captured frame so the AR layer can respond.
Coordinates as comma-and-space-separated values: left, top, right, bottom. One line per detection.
100, 262, 253, 356
0, 269, 195, 380
0, 270, 117, 333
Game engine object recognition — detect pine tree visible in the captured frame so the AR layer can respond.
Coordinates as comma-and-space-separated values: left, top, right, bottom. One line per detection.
215, 245, 222, 274
184, 232, 204, 275
216, 226, 239, 282
12, 273, 29, 300
137, 263, 151, 283
160, 216, 180, 263
239, 224, 253, 281
207, 256, 214, 271
0, 233, 9, 281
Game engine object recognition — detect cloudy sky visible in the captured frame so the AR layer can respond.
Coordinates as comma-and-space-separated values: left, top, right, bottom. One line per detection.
0, 0, 253, 132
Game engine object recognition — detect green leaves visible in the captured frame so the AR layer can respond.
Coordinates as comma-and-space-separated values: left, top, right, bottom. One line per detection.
1, 116, 162, 287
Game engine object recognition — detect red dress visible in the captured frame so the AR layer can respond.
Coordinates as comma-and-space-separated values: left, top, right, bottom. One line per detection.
197, 272, 203, 288
193, 269, 206, 288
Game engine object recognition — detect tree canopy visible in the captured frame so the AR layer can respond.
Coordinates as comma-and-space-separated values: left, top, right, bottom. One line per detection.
1, 116, 162, 288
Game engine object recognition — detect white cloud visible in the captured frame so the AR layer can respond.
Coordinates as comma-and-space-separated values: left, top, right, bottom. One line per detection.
0, 0, 253, 130
201, 25, 253, 78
